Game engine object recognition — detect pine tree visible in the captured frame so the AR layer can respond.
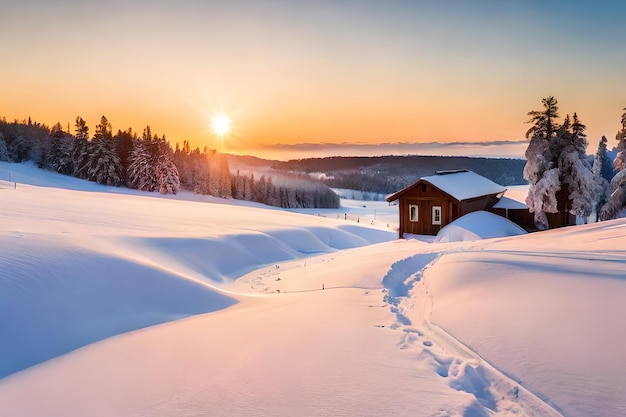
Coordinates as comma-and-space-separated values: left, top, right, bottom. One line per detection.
113, 128, 135, 185
596, 136, 614, 183
0, 132, 9, 162
232, 170, 242, 199
571, 113, 587, 157
523, 98, 593, 228
125, 129, 180, 194
41, 122, 75, 175
523, 97, 561, 229
72, 116, 90, 177
84, 116, 123, 186
7, 135, 28, 162
557, 114, 593, 220
156, 140, 180, 195
57, 135, 75, 175
599, 155, 626, 221
254, 175, 267, 203
190, 147, 210, 194
600, 108, 626, 220
591, 136, 612, 221
617, 108, 626, 153
525, 96, 560, 140
217, 153, 232, 198
127, 137, 157, 191
40, 122, 64, 169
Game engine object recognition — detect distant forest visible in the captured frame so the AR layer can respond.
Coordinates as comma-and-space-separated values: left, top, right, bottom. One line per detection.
268, 155, 527, 195
0, 116, 339, 209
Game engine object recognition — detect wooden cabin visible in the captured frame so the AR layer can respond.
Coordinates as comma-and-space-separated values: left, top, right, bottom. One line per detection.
386, 170, 508, 238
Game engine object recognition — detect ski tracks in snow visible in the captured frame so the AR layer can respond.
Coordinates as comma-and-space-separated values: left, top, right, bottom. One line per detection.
381, 250, 564, 417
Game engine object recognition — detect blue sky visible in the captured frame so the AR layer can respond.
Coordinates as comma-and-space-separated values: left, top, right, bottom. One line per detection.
1, 1, 625, 158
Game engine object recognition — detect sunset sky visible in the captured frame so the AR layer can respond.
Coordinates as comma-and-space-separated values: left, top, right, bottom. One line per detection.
2, 1, 625, 159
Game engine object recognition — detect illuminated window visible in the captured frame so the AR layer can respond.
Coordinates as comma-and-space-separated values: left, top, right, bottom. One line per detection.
409, 205, 418, 222
432, 206, 442, 225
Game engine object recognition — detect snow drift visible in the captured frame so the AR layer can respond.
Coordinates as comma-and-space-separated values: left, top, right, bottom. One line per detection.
435, 210, 527, 242
0, 162, 395, 379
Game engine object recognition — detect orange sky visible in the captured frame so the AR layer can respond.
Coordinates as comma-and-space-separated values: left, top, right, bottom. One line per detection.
2, 1, 625, 159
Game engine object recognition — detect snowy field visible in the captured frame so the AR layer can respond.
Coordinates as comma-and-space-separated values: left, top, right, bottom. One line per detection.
1, 161, 625, 417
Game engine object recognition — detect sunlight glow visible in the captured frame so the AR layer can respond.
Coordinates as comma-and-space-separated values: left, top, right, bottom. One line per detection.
211, 114, 231, 138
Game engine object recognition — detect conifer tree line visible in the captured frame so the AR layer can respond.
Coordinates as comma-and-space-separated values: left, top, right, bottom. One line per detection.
523, 96, 625, 229
0, 116, 339, 208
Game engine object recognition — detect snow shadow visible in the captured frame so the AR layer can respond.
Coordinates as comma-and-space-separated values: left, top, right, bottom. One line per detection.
0, 245, 236, 379
381, 253, 440, 325
382, 253, 440, 301
129, 226, 394, 283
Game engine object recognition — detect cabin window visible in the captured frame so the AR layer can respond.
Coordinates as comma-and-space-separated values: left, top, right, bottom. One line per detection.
409, 205, 419, 222
432, 206, 442, 225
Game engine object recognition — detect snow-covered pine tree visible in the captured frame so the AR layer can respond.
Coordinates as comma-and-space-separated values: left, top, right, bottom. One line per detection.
616, 108, 626, 153
42, 122, 75, 175
0, 132, 9, 162
205, 151, 233, 198
40, 122, 64, 170
524, 98, 593, 228
595, 136, 614, 182
7, 135, 28, 163
571, 113, 588, 158
599, 151, 626, 220
591, 136, 612, 222
557, 114, 593, 220
85, 116, 123, 186
218, 153, 232, 198
72, 116, 91, 178
248, 173, 255, 201
173, 140, 194, 190
231, 170, 242, 199
156, 140, 180, 195
525, 96, 559, 140
57, 134, 75, 175
113, 128, 135, 185
127, 137, 157, 191
190, 147, 210, 194
600, 109, 626, 220
523, 97, 562, 229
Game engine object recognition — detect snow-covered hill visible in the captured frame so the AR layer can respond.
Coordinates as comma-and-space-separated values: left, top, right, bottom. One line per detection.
0, 161, 624, 417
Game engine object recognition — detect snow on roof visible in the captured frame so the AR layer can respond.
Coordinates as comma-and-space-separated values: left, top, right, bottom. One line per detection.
434, 210, 527, 243
421, 170, 506, 201
493, 196, 528, 210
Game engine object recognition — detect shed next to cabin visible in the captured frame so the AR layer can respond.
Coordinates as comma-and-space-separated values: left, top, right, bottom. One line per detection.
386, 170, 506, 238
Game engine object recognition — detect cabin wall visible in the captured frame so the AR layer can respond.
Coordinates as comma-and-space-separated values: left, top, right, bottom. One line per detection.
459, 195, 500, 216
397, 181, 456, 237
488, 207, 535, 231
399, 197, 450, 236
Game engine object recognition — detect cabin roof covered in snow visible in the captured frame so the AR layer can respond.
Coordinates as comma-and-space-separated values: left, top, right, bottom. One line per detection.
387, 170, 506, 202
492, 196, 528, 210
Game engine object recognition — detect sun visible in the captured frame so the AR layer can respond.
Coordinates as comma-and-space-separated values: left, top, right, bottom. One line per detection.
211, 114, 231, 138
